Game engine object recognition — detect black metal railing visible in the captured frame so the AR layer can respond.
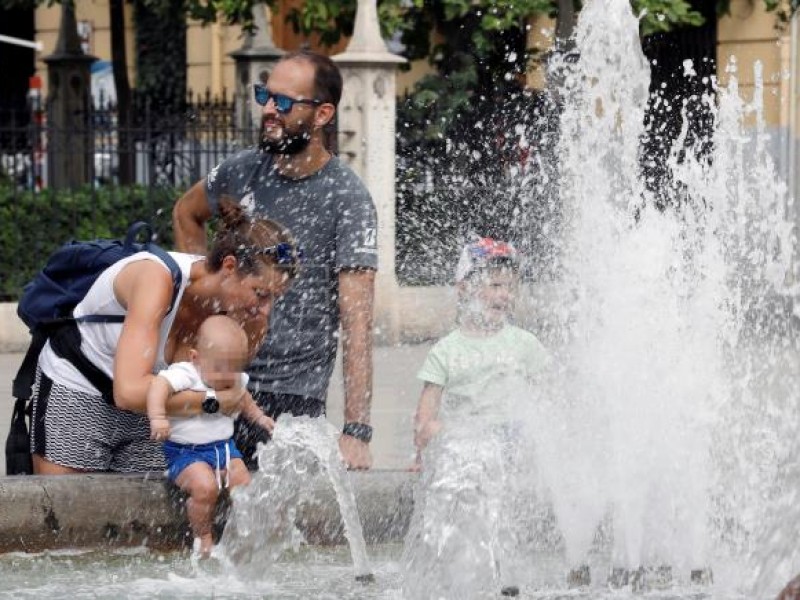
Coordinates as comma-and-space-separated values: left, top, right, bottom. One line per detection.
2, 90, 253, 190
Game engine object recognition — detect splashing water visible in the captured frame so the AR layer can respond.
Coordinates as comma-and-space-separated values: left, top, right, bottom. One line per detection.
524, 0, 798, 591
218, 415, 372, 580
531, 0, 731, 573
401, 380, 531, 598
402, 0, 800, 596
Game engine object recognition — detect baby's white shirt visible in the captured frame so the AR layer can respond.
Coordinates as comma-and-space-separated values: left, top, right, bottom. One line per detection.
158, 361, 249, 445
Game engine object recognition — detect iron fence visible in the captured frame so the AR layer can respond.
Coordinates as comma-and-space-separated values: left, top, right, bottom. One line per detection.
0, 90, 254, 192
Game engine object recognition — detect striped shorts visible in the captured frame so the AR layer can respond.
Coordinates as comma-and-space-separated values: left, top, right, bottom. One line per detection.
30, 368, 165, 473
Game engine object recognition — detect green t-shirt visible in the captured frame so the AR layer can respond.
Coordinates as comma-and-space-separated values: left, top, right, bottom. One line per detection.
417, 324, 550, 424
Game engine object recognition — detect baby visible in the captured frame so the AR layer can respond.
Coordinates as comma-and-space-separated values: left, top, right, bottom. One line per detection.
147, 314, 274, 556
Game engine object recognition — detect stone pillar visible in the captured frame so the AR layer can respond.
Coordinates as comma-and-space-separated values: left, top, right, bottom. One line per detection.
230, 5, 284, 144
333, 0, 405, 343
44, 2, 96, 189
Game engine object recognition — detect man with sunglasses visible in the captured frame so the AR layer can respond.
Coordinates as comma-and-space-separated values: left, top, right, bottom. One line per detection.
173, 50, 377, 470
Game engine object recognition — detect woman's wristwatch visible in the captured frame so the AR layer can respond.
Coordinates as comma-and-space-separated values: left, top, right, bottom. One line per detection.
342, 422, 373, 443
202, 390, 219, 414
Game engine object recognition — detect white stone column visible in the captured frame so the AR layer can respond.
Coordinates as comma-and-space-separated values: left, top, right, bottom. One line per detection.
230, 6, 284, 143
333, 0, 405, 343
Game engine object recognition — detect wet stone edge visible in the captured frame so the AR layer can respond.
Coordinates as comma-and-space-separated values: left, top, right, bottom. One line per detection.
0, 470, 416, 553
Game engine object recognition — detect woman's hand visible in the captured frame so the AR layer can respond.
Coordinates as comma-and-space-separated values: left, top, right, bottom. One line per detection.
217, 387, 247, 415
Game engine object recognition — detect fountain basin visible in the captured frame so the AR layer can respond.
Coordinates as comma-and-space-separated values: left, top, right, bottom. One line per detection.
0, 471, 415, 553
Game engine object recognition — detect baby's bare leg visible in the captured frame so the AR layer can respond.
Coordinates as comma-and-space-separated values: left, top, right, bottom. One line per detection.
225, 457, 252, 489
175, 462, 220, 556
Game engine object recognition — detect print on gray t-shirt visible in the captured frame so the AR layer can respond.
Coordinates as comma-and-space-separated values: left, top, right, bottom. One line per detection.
206, 148, 378, 401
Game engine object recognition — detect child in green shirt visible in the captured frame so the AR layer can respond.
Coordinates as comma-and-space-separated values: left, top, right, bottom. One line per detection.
413, 237, 549, 466
403, 237, 550, 598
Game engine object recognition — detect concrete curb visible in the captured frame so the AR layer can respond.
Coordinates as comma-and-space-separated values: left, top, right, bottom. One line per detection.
0, 470, 416, 553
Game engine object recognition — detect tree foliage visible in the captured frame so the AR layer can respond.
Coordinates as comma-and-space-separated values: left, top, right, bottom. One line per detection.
285, 0, 798, 54
273, 0, 797, 145
632, 0, 704, 36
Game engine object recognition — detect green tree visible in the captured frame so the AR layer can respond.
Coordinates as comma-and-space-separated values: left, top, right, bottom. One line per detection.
285, 0, 796, 142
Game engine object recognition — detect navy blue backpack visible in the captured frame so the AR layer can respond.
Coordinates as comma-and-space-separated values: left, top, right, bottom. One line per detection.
5, 222, 182, 475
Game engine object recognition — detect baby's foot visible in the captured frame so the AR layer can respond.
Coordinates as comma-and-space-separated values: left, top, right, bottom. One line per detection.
192, 536, 214, 559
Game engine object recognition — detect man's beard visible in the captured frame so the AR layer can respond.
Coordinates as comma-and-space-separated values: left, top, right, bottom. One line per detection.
259, 120, 313, 155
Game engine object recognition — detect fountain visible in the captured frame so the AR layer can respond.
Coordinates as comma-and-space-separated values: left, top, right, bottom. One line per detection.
534, 0, 797, 588
398, 0, 800, 596
218, 415, 373, 581
1, 0, 799, 597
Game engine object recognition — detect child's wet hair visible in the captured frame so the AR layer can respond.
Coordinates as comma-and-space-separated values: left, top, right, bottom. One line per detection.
461, 257, 520, 283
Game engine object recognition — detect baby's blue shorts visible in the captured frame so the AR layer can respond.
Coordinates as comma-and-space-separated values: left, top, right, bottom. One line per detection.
163, 438, 243, 482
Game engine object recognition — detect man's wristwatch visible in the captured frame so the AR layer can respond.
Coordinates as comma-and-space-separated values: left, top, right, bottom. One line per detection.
202, 390, 219, 414
342, 422, 373, 443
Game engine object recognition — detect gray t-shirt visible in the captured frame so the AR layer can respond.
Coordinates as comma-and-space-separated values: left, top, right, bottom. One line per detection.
206, 149, 378, 400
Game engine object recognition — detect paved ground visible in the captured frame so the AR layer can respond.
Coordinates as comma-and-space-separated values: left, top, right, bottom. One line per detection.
0, 344, 431, 476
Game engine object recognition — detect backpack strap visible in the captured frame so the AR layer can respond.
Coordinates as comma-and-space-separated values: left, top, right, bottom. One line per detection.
12, 237, 183, 405
11, 321, 121, 406
49, 320, 116, 401
11, 327, 51, 401
145, 244, 182, 316
120, 220, 183, 316
70, 245, 182, 323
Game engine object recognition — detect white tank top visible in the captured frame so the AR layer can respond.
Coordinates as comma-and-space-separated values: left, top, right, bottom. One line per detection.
38, 251, 203, 396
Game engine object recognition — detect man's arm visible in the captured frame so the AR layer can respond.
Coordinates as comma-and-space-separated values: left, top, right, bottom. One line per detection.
173, 179, 212, 253
338, 268, 375, 470
779, 575, 800, 600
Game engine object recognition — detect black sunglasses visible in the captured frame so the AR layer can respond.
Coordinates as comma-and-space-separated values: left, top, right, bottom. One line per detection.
253, 84, 321, 113
236, 242, 304, 279
261, 242, 304, 278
